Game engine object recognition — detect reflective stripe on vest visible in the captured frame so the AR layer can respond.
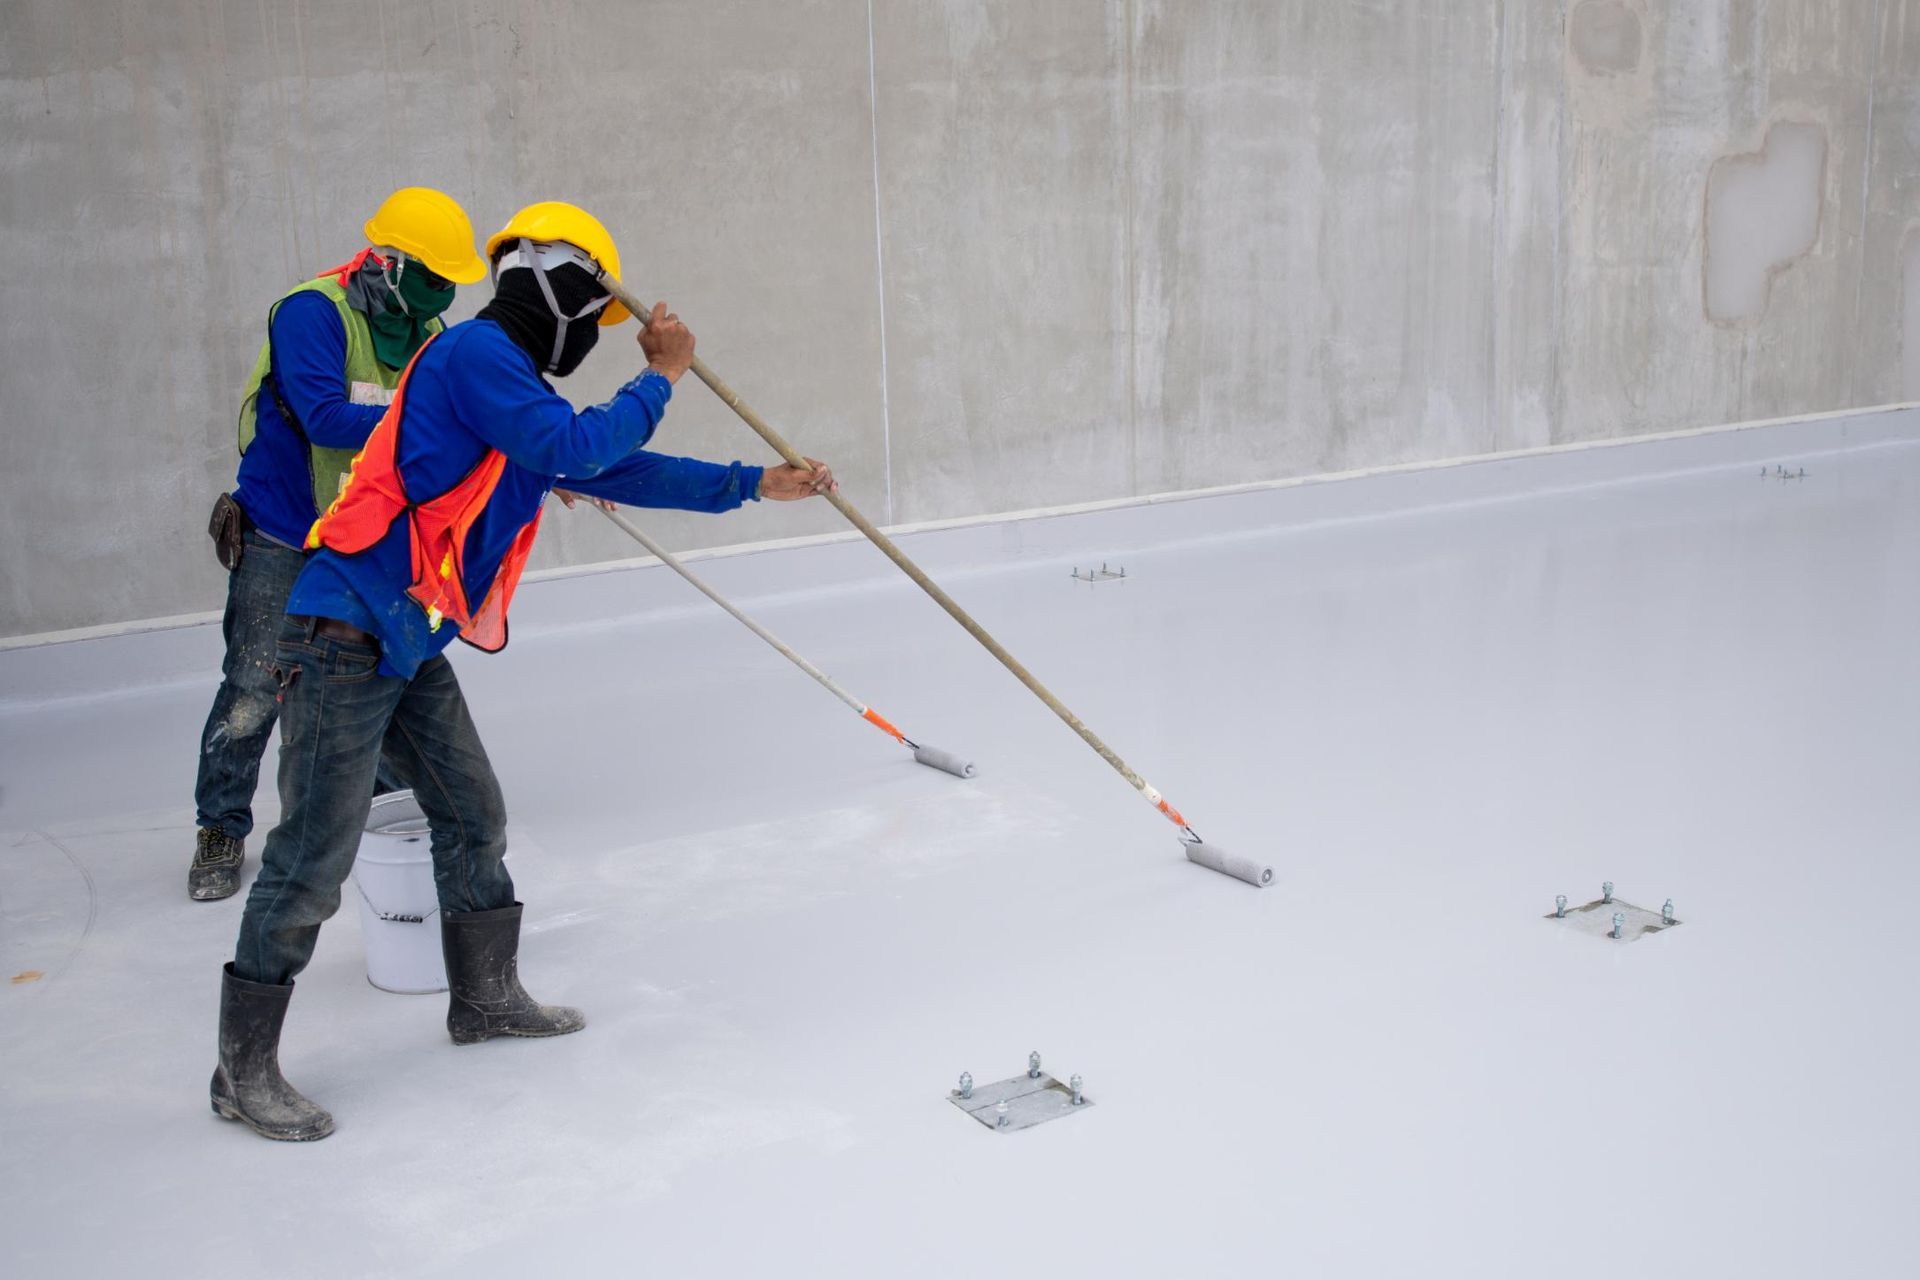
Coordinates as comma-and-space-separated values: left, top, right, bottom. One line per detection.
235, 252, 443, 514
306, 334, 544, 654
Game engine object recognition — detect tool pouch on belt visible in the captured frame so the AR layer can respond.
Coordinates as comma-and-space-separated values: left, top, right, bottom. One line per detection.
208, 492, 248, 572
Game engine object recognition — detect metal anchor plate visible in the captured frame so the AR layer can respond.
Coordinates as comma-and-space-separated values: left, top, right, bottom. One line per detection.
949, 1072, 1092, 1132
1546, 896, 1680, 943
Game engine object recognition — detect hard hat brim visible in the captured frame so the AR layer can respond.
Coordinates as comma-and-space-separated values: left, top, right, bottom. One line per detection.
363, 224, 487, 285
435, 252, 489, 286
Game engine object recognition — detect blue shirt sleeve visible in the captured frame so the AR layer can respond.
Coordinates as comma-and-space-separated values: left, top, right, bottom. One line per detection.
268, 291, 388, 449
565, 451, 765, 513
453, 340, 676, 479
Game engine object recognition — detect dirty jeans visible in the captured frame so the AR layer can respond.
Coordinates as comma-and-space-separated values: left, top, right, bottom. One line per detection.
194, 528, 306, 840
231, 615, 516, 986
194, 527, 401, 841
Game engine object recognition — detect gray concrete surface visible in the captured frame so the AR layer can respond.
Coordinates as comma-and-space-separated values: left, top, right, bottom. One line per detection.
1, 0, 1915, 637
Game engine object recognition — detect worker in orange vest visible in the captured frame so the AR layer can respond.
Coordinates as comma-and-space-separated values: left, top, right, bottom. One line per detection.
211, 202, 835, 1141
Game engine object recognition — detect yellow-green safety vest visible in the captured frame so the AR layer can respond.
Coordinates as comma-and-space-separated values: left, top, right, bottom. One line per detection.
235, 274, 443, 514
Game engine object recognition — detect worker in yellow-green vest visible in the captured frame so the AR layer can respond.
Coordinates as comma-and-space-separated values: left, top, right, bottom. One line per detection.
189, 187, 486, 902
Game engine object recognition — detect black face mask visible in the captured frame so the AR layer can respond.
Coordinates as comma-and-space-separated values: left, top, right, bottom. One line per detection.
477, 263, 604, 378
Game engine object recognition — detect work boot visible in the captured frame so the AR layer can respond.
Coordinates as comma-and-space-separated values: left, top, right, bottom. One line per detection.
442, 903, 586, 1045
188, 828, 244, 901
209, 963, 334, 1141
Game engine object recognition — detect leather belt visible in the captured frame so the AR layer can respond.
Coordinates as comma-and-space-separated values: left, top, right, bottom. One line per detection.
313, 617, 377, 647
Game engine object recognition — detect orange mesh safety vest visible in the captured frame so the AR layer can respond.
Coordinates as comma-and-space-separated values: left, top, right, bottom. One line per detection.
306, 335, 543, 652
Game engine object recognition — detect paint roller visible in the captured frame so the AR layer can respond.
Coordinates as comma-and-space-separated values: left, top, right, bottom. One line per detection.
598, 287, 1269, 889
593, 505, 975, 779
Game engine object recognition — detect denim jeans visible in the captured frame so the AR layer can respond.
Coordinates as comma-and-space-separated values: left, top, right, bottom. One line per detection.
231, 615, 517, 985
195, 527, 402, 840
193, 528, 306, 840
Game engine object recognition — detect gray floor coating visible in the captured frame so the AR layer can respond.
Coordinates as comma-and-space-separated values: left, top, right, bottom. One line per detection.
2, 424, 1917, 1277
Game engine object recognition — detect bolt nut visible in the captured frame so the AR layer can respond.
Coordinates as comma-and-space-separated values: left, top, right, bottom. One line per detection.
1069, 1074, 1085, 1105
1662, 899, 1675, 926
957, 1071, 973, 1099
1602, 881, 1614, 904
1610, 911, 1625, 939
1028, 1050, 1042, 1079
995, 1100, 1010, 1128
1555, 894, 1567, 918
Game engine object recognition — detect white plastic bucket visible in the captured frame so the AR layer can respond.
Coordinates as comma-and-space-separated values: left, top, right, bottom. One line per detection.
351, 791, 445, 994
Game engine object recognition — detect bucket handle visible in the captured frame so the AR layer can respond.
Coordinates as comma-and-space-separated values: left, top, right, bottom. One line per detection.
352, 875, 442, 925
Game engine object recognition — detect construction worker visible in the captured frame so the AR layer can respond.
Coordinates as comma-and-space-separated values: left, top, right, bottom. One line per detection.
210, 202, 837, 1141
190, 188, 487, 903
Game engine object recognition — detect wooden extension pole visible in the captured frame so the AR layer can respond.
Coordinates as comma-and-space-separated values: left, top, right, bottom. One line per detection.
601, 278, 1199, 839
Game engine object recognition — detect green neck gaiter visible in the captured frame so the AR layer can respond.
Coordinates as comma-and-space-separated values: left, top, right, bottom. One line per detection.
354, 256, 455, 369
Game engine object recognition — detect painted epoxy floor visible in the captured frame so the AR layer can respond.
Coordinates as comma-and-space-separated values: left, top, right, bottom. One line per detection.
3, 437, 1918, 1278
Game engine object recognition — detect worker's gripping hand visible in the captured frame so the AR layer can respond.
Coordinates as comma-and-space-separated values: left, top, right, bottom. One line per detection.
554, 489, 616, 512
639, 301, 695, 384
758, 457, 838, 501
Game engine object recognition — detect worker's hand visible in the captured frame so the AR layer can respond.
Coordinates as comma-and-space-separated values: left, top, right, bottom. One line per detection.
758, 457, 838, 501
554, 489, 615, 512
639, 301, 695, 384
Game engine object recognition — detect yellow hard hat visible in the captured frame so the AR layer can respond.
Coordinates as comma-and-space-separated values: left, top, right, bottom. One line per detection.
363, 187, 486, 284
485, 202, 628, 325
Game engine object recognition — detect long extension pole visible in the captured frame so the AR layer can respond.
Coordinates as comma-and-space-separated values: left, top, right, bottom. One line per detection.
593, 504, 973, 778
605, 279, 1269, 888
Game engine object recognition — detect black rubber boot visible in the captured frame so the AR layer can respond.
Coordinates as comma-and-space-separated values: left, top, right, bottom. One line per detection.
442, 903, 586, 1046
209, 963, 334, 1141
188, 828, 244, 901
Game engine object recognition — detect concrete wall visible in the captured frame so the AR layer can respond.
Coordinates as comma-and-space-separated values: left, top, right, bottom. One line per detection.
1, 0, 1915, 638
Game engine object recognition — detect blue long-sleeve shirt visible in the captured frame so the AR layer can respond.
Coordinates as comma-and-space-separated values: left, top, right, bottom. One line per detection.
231, 291, 391, 547
287, 317, 763, 678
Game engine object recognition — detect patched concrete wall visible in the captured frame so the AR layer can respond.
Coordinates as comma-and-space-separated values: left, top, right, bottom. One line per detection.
2, 0, 1916, 637
1704, 121, 1827, 324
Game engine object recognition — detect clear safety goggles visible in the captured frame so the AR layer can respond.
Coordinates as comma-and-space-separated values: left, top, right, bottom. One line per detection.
491, 240, 612, 369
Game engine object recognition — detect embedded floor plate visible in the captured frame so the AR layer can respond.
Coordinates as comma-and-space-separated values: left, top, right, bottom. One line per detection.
949, 1072, 1093, 1132
1547, 896, 1680, 943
